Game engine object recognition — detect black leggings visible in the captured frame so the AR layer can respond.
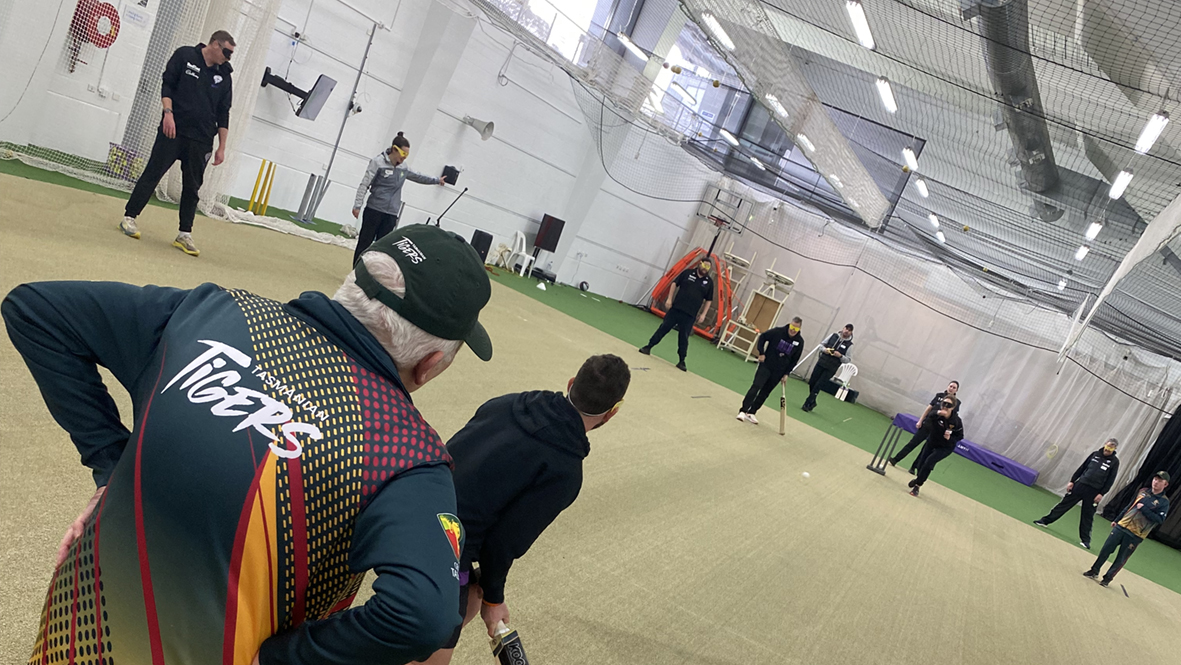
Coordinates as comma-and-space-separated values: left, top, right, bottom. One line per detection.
890, 425, 931, 468
125, 130, 212, 233
353, 207, 399, 267
913, 444, 955, 486
741, 363, 788, 413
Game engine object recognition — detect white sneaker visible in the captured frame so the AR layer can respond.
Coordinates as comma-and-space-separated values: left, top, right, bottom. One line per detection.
119, 216, 140, 239
736, 412, 747, 421
747, 413, 759, 425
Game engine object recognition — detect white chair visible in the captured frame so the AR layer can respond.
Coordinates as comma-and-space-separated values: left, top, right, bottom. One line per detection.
832, 363, 858, 401
505, 230, 535, 277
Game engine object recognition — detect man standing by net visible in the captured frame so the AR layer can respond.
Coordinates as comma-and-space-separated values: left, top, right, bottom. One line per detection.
801, 324, 854, 412
737, 317, 804, 424
1034, 438, 1120, 549
1083, 471, 1170, 587
640, 259, 713, 371
120, 31, 235, 257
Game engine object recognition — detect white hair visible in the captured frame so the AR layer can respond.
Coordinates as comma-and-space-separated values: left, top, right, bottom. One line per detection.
333, 252, 462, 371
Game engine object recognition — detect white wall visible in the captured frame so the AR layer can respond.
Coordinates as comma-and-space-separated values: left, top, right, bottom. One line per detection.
229, 0, 710, 301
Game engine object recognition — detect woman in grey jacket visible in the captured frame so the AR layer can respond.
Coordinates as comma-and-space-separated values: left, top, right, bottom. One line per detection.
352, 131, 443, 265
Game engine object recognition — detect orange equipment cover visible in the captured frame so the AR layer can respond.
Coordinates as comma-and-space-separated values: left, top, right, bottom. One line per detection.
647, 247, 733, 342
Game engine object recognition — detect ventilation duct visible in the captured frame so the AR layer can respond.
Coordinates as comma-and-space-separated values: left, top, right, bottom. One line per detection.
965, 0, 1062, 219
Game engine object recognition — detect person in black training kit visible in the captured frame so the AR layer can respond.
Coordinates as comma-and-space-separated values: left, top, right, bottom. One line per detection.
1083, 471, 1170, 587
415, 355, 631, 665
801, 324, 854, 412
906, 396, 964, 497
639, 259, 713, 371
889, 381, 961, 472
1034, 438, 1120, 549
120, 31, 235, 258
737, 317, 804, 424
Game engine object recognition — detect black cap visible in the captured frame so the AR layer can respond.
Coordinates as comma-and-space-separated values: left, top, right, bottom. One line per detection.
1155, 471, 1171, 482
354, 224, 493, 361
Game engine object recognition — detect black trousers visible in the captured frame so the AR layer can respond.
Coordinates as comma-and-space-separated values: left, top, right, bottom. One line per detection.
648, 310, 694, 360
1039, 483, 1100, 543
913, 444, 954, 486
890, 424, 931, 469
353, 207, 399, 267
741, 363, 788, 413
804, 361, 839, 407
1088, 526, 1141, 582
125, 130, 212, 233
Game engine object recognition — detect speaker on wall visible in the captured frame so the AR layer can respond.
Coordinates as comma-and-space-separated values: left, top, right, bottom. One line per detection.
470, 230, 493, 263
535, 214, 565, 253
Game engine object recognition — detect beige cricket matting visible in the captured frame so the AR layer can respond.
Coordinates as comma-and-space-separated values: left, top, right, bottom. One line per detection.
2, 173, 1179, 664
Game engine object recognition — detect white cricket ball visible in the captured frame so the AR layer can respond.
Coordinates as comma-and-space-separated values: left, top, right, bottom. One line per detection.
801, 472, 810, 478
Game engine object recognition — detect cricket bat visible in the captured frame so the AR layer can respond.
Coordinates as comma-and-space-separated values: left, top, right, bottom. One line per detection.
779, 383, 787, 435
490, 620, 530, 665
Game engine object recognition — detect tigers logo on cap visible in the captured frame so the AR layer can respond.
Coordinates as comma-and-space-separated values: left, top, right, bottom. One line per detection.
437, 513, 463, 561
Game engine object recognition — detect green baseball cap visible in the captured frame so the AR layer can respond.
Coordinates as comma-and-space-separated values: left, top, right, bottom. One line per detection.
1155, 471, 1171, 482
354, 224, 493, 361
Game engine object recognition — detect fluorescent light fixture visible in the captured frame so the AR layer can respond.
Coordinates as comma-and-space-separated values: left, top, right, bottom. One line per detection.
749, 155, 767, 171
796, 133, 815, 152
875, 77, 897, 113
1075, 245, 1090, 261
829, 174, 843, 188
701, 12, 735, 52
1108, 169, 1133, 199
1134, 112, 1169, 154
617, 33, 648, 61
670, 82, 697, 105
1057, 279, 1067, 291
928, 214, 939, 229
1085, 221, 1103, 241
720, 129, 739, 146
915, 178, 929, 197
765, 93, 789, 118
846, 0, 876, 50
902, 147, 919, 171
935, 231, 946, 243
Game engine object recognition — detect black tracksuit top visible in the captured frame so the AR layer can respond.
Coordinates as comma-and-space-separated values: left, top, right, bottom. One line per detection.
161, 44, 233, 142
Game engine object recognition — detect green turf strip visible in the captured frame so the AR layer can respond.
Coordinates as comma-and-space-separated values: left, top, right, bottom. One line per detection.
0, 157, 349, 238
488, 269, 1181, 594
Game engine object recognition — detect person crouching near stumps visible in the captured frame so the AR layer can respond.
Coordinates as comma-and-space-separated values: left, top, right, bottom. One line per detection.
413, 354, 631, 665
639, 259, 713, 372
801, 324, 854, 412
1083, 471, 1170, 587
737, 316, 804, 424
906, 396, 965, 497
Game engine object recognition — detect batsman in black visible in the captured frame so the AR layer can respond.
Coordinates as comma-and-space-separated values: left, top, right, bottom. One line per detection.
640, 259, 713, 372
1034, 438, 1120, 549
737, 317, 804, 424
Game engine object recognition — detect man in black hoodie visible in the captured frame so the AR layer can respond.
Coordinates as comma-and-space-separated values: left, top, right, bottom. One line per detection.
906, 397, 964, 497
119, 31, 235, 257
737, 317, 804, 424
419, 355, 631, 664
1034, 438, 1120, 549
